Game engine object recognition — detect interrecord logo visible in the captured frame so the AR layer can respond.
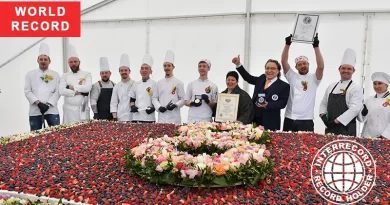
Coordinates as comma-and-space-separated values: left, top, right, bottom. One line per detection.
0, 1, 81, 37
311, 140, 376, 204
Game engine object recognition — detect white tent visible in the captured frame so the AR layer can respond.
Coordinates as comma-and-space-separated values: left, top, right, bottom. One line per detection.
0, 0, 389, 137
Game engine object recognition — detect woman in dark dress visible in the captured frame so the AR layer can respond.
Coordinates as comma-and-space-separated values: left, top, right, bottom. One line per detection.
217, 71, 254, 124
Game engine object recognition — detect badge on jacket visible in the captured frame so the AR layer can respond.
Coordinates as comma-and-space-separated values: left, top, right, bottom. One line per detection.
272, 94, 278, 101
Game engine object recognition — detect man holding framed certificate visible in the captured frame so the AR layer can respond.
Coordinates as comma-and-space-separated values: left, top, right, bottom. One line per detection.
281, 32, 324, 132
291, 14, 320, 44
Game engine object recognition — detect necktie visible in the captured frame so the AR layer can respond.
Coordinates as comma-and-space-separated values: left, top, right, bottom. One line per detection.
264, 80, 271, 89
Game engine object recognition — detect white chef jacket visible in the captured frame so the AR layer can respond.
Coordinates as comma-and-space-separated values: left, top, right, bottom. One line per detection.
110, 79, 136, 121
152, 76, 185, 125
184, 78, 218, 123
358, 91, 390, 139
90, 80, 115, 113
59, 70, 92, 124
284, 69, 321, 120
129, 79, 156, 122
24, 68, 61, 116
319, 80, 364, 126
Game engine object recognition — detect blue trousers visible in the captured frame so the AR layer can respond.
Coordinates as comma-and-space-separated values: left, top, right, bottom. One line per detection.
29, 114, 60, 131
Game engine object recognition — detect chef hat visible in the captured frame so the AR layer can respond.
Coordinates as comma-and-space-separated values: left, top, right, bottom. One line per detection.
119, 53, 130, 68
142, 53, 153, 68
199, 59, 211, 68
164, 50, 175, 65
39, 42, 50, 57
100, 57, 110, 72
295, 55, 309, 64
67, 44, 78, 59
371, 72, 390, 85
340, 48, 356, 67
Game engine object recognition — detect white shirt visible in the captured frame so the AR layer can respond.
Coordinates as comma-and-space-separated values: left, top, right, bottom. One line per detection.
152, 76, 185, 125
319, 80, 364, 126
358, 91, 390, 139
110, 79, 135, 121
184, 78, 218, 123
59, 70, 93, 106
24, 68, 61, 116
129, 78, 157, 121
59, 70, 92, 124
284, 69, 321, 120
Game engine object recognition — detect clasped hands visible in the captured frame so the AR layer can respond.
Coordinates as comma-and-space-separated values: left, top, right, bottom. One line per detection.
159, 103, 177, 113
130, 105, 155, 114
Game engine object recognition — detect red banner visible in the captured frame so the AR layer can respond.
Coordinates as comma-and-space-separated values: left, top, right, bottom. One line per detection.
0, 1, 80, 37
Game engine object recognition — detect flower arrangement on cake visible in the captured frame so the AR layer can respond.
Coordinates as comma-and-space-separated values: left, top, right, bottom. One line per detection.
125, 121, 274, 188
0, 194, 69, 205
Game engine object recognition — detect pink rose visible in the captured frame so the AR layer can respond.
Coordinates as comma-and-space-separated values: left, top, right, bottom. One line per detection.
265, 150, 271, 157
176, 162, 183, 169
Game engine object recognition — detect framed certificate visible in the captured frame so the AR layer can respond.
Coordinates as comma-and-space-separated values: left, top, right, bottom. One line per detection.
215, 93, 239, 122
291, 14, 320, 44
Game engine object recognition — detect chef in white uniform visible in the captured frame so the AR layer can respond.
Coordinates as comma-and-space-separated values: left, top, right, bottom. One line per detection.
184, 59, 218, 123
129, 54, 157, 123
59, 44, 93, 124
110, 54, 136, 122
90, 57, 115, 120
319, 48, 364, 136
24, 42, 61, 131
357, 72, 390, 139
152, 50, 185, 125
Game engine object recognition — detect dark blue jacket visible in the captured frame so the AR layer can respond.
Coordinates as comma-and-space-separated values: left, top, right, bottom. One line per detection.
236, 65, 290, 131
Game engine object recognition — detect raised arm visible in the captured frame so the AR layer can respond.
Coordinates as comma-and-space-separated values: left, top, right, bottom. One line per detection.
281, 34, 292, 74
313, 34, 324, 80
232, 55, 258, 85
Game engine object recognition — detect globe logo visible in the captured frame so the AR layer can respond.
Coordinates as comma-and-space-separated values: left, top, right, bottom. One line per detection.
323, 152, 365, 193
311, 140, 376, 204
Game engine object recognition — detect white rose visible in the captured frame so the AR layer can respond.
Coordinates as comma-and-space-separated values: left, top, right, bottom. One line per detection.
197, 163, 206, 170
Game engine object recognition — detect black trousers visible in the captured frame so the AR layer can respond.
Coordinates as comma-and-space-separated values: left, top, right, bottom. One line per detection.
283, 117, 314, 132
131, 121, 155, 123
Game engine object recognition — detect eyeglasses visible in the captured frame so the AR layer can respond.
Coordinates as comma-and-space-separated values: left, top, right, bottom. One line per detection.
265, 67, 278, 71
